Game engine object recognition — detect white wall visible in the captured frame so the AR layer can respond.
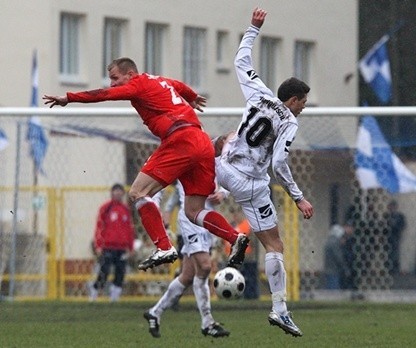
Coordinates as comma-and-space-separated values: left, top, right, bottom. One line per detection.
1, 0, 358, 108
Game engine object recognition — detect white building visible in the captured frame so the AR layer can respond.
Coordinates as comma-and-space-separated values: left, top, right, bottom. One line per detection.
1, 0, 357, 107
0, 1, 360, 277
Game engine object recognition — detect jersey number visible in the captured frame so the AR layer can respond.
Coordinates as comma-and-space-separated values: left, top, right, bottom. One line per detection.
160, 81, 182, 105
238, 107, 272, 147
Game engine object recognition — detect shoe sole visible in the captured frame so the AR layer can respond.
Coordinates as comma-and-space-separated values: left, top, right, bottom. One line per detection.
227, 237, 249, 267
138, 253, 178, 271
202, 332, 230, 338
268, 317, 303, 337
201, 329, 230, 338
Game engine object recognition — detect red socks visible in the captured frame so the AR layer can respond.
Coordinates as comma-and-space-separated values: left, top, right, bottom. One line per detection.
201, 210, 238, 244
137, 201, 171, 250
137, 200, 238, 249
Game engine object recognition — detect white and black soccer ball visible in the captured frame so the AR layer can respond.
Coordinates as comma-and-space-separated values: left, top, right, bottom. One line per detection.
213, 267, 245, 299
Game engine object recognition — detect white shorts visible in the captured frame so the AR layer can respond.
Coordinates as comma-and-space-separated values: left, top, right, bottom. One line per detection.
216, 158, 278, 232
178, 210, 214, 257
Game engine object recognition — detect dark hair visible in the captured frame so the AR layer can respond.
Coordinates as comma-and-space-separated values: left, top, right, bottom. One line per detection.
277, 77, 310, 102
107, 57, 138, 74
111, 183, 125, 192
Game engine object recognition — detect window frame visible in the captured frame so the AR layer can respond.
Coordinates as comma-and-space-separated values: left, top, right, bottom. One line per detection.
145, 22, 167, 75
59, 12, 84, 84
102, 18, 126, 83
183, 26, 207, 92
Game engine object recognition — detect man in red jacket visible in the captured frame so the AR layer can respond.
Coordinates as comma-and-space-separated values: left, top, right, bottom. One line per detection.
90, 183, 135, 302
43, 58, 249, 271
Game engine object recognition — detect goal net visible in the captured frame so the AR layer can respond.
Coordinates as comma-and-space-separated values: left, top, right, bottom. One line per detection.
1, 107, 416, 302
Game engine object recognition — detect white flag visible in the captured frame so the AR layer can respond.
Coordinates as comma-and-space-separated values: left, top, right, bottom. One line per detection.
359, 35, 392, 104
355, 116, 416, 193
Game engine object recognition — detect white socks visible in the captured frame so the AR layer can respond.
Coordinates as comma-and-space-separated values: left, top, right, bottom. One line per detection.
265, 251, 288, 315
110, 285, 122, 302
150, 277, 186, 319
149, 275, 215, 329
193, 276, 214, 329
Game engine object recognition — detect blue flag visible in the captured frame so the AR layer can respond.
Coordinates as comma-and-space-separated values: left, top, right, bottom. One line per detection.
355, 115, 416, 193
27, 50, 48, 174
0, 128, 9, 151
359, 35, 392, 104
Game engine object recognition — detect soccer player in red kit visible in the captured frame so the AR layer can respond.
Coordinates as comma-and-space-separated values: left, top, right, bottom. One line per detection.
43, 58, 249, 271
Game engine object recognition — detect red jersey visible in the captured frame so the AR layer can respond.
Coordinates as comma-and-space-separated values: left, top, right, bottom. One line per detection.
94, 200, 135, 251
67, 74, 202, 139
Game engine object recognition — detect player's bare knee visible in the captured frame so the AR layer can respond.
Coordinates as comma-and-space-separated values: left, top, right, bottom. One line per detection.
197, 264, 211, 278
184, 209, 197, 222
179, 274, 193, 287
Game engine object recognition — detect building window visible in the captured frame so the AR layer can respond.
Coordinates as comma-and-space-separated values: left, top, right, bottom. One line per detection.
60, 13, 83, 80
216, 31, 230, 72
103, 18, 126, 79
145, 23, 167, 75
183, 27, 206, 91
294, 41, 313, 83
260, 37, 279, 92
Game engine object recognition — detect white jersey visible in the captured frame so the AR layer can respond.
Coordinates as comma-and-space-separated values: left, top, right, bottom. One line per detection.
222, 25, 303, 202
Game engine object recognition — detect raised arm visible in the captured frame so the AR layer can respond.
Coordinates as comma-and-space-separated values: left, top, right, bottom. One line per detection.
235, 8, 274, 102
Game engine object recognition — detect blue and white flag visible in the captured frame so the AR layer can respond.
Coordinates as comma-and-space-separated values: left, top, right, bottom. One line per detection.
359, 35, 392, 104
0, 128, 9, 151
27, 50, 48, 174
355, 116, 416, 193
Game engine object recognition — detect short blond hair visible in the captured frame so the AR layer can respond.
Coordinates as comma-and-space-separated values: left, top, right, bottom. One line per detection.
107, 57, 138, 74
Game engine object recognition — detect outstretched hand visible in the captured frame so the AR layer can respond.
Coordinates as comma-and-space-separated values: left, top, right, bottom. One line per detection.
43, 95, 68, 108
251, 7, 267, 29
190, 94, 207, 112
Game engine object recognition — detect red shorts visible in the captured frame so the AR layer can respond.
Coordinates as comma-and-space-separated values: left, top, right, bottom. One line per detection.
141, 126, 216, 196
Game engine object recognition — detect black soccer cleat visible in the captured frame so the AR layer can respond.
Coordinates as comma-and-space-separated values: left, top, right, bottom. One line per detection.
201, 322, 230, 338
143, 311, 161, 338
227, 234, 250, 268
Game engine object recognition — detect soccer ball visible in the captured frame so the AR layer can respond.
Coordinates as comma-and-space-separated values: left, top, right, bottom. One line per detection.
213, 267, 245, 299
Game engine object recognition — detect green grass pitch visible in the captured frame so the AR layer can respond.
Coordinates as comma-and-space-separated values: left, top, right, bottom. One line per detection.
0, 300, 414, 347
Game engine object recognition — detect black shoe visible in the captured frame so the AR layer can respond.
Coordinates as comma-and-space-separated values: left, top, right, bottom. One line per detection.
143, 311, 160, 338
138, 247, 178, 271
227, 234, 250, 268
201, 323, 230, 338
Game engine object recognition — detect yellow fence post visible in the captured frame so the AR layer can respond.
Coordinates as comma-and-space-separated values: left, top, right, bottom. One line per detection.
58, 188, 66, 299
274, 185, 300, 302
47, 187, 58, 299
287, 194, 300, 301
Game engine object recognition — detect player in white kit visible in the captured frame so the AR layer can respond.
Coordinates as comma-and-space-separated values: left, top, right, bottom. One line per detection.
216, 8, 314, 337
144, 179, 230, 338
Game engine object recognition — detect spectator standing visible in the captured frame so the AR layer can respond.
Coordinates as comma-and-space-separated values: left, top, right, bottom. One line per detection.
340, 221, 356, 290
324, 224, 348, 289
385, 200, 406, 275
89, 184, 135, 302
